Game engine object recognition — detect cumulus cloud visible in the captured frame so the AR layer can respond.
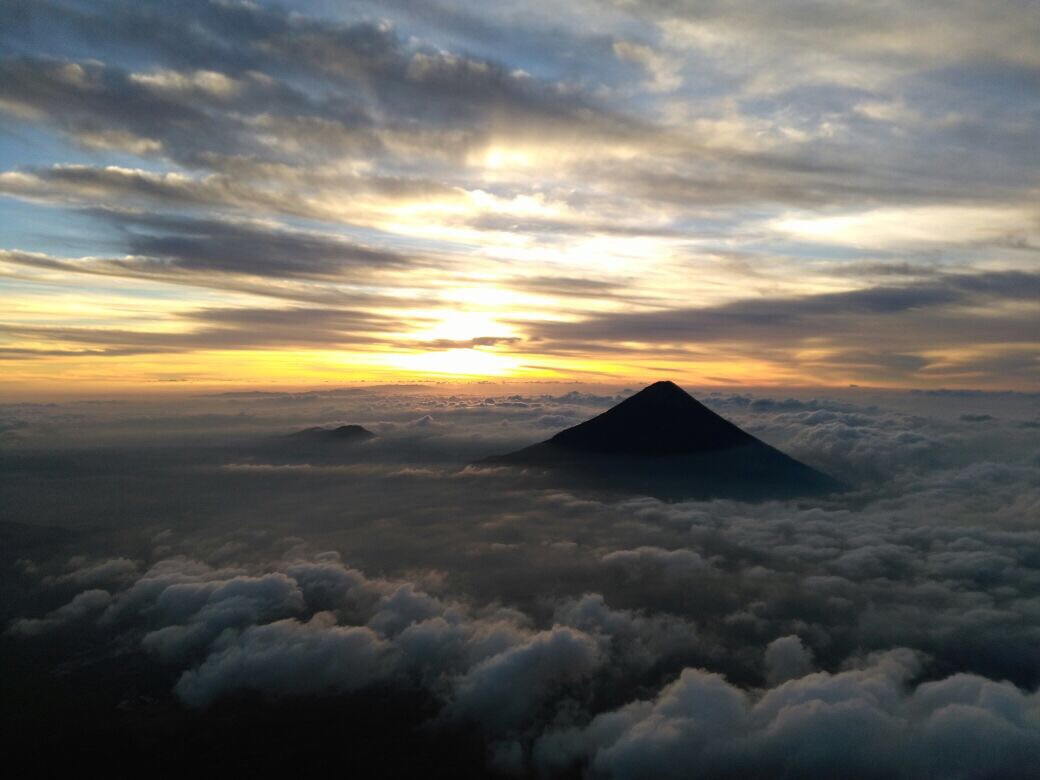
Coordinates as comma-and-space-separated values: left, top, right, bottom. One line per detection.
446, 626, 603, 732
12, 545, 609, 733
764, 634, 814, 685
6, 589, 112, 637
535, 650, 1040, 779
554, 593, 699, 672
139, 571, 307, 661
45, 557, 139, 589
176, 613, 393, 708
601, 546, 707, 579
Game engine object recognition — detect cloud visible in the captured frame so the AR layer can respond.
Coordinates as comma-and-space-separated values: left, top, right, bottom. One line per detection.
0, 163, 455, 223
45, 556, 139, 589
764, 634, 814, 685
6, 588, 112, 636
0, 205, 416, 281
139, 571, 307, 661
773, 205, 1040, 249
613, 40, 682, 92
446, 626, 603, 732
527, 271, 1040, 345
519, 271, 1040, 385
3, 386, 1040, 774
0, 301, 424, 357
0, 5, 628, 164
554, 593, 699, 672
175, 612, 393, 708
117, 213, 412, 279
536, 649, 1040, 779
601, 546, 707, 579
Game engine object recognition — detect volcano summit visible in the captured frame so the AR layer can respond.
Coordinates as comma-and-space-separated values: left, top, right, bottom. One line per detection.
487, 381, 842, 500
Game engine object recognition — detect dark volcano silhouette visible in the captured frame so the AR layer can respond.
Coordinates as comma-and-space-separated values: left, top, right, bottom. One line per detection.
486, 381, 842, 500
289, 424, 376, 443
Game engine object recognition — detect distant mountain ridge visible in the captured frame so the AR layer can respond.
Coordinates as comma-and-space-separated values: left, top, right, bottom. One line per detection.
289, 424, 376, 442
486, 381, 842, 501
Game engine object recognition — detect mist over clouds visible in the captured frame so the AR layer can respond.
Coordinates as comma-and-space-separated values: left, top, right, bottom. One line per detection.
3, 385, 1039, 775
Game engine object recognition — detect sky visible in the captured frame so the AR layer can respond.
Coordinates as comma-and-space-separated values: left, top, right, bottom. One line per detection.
1, 0, 1038, 395
3, 6, 1039, 771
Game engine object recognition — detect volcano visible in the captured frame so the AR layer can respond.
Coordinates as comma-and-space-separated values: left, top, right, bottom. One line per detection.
486, 381, 841, 500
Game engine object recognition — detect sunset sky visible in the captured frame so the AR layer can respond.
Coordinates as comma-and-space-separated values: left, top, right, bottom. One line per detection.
1, 0, 1038, 394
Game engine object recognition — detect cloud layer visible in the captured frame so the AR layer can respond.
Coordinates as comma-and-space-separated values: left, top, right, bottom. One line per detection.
3, 385, 1039, 774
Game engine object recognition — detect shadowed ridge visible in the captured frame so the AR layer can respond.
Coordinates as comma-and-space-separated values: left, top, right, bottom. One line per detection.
483, 381, 844, 501
549, 380, 754, 455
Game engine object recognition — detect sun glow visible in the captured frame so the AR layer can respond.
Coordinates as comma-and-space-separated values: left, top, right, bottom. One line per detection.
385, 348, 519, 377
410, 308, 515, 343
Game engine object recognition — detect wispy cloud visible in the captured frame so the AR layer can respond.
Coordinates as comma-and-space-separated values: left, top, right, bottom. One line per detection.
0, 0, 1037, 388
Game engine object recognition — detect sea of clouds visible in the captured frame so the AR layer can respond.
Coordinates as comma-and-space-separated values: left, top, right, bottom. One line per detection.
2, 384, 1039, 777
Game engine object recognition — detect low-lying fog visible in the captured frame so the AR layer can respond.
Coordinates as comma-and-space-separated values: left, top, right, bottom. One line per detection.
3, 384, 1039, 777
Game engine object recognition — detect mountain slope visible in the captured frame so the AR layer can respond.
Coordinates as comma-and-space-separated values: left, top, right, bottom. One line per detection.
548, 380, 755, 454
486, 381, 842, 500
